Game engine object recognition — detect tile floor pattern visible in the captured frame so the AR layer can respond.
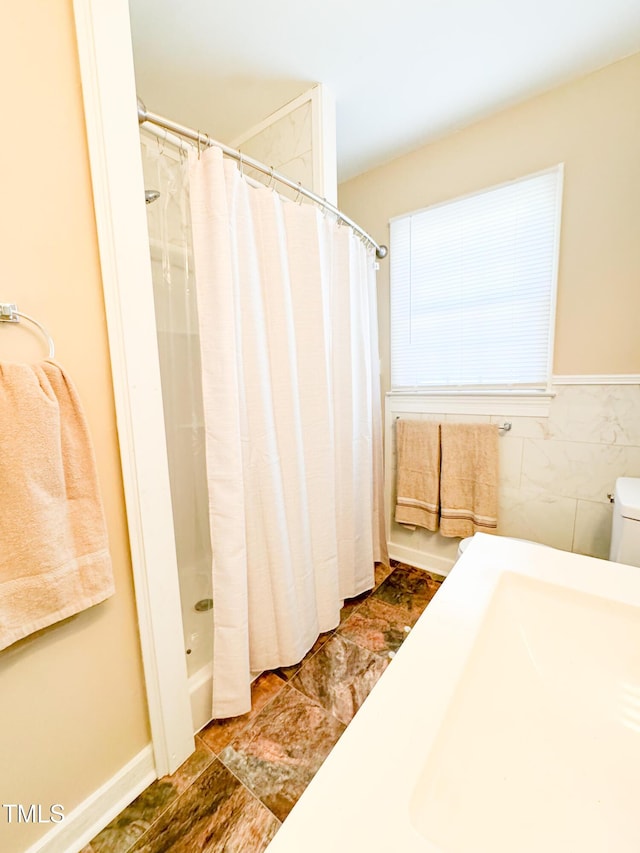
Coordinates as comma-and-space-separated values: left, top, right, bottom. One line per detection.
82, 562, 442, 853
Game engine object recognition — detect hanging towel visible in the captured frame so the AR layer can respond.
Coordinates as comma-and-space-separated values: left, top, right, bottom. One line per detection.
439, 422, 499, 538
394, 419, 441, 531
0, 361, 114, 650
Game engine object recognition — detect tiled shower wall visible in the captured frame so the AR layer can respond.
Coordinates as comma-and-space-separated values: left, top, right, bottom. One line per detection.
385, 383, 640, 573
234, 99, 314, 197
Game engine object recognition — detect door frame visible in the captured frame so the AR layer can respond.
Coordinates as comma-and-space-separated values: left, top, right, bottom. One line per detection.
72, 0, 194, 775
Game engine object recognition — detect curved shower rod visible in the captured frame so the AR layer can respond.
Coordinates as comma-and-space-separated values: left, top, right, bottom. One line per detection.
137, 97, 388, 260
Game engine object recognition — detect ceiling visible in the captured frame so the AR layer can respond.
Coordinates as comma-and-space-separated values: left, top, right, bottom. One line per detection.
129, 0, 640, 182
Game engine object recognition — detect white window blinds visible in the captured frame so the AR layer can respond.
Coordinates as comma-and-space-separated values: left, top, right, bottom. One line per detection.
390, 166, 563, 391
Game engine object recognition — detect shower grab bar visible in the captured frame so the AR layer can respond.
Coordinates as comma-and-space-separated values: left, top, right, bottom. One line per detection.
0, 303, 55, 359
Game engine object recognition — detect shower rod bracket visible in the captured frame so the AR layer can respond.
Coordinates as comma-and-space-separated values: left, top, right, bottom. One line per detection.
137, 96, 148, 124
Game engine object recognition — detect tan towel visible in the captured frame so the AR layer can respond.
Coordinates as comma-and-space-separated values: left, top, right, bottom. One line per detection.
394, 419, 441, 531
439, 422, 499, 538
0, 361, 114, 650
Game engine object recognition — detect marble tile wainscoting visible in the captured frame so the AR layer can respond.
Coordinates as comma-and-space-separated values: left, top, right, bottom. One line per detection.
386, 382, 640, 572
82, 562, 442, 853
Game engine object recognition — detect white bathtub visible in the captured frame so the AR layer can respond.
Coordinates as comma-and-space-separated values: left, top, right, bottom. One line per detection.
267, 533, 640, 852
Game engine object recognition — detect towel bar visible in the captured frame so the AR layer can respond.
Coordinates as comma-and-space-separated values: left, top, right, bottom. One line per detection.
394, 416, 512, 433
0, 303, 55, 359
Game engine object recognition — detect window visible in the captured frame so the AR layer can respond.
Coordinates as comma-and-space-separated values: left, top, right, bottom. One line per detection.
390, 166, 563, 392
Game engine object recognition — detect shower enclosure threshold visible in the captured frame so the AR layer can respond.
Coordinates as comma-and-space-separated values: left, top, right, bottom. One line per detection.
190, 662, 213, 734
190, 662, 263, 734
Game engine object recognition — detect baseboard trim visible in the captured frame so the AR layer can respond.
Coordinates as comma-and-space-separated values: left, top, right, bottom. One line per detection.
389, 543, 454, 578
24, 745, 156, 853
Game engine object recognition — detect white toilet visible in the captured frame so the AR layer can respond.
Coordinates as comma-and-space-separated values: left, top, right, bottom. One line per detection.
609, 476, 640, 567
457, 476, 640, 567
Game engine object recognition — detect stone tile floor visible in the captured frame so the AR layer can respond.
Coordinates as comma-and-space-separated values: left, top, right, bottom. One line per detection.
82, 561, 442, 853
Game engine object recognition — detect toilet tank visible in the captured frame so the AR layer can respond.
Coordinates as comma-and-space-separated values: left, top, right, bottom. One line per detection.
609, 477, 640, 567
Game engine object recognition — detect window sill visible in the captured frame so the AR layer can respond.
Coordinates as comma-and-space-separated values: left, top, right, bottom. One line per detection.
385, 389, 554, 418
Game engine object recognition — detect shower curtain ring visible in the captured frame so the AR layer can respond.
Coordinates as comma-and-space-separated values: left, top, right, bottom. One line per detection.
295, 182, 302, 204
239, 152, 244, 177
196, 131, 201, 160
203, 132, 210, 152
269, 166, 275, 189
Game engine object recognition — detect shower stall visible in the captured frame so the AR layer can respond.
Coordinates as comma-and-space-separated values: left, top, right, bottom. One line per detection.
136, 91, 385, 729
137, 91, 340, 731
140, 132, 214, 731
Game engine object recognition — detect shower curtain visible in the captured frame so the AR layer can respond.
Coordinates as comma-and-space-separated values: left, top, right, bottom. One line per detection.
141, 134, 214, 680
189, 146, 386, 718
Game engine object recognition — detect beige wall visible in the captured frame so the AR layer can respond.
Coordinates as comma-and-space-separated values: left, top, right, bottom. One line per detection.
0, 3, 150, 851
339, 52, 640, 392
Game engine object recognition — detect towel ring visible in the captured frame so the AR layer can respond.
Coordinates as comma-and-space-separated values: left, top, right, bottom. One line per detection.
0, 303, 55, 359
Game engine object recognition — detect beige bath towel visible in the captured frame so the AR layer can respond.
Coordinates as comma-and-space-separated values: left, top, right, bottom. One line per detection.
0, 361, 114, 650
439, 422, 499, 538
394, 419, 441, 531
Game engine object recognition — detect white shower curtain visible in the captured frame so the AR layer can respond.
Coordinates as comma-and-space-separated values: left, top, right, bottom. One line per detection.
189, 147, 386, 718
